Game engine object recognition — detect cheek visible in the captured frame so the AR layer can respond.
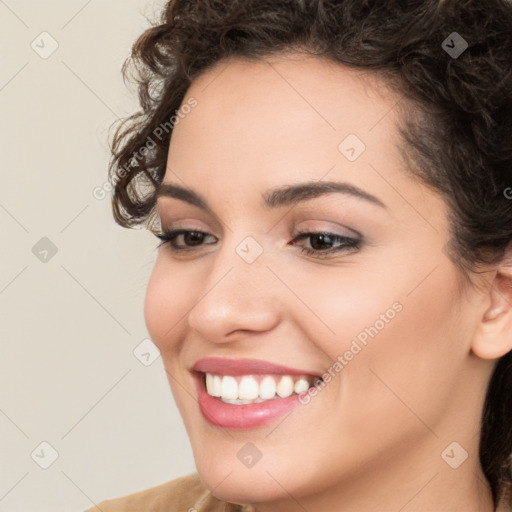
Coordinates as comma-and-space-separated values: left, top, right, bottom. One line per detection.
304, 255, 465, 437
287, 250, 464, 402
143, 256, 195, 349
292, 241, 462, 366
255, 258, 466, 490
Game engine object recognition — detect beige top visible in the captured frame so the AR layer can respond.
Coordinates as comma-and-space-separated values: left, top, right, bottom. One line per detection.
83, 474, 248, 512
83, 473, 512, 512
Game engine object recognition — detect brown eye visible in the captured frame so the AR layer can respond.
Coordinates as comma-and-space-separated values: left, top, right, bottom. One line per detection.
154, 229, 217, 250
290, 231, 361, 258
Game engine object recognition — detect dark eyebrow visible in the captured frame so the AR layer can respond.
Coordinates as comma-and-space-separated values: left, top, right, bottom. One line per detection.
155, 180, 386, 212
156, 182, 215, 215
261, 181, 386, 210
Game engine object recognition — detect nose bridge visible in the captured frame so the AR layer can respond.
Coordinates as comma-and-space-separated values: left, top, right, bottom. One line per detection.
186, 232, 280, 339
207, 228, 272, 295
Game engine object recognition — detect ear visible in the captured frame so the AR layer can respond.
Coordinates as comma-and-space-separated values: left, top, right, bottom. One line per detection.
471, 253, 512, 360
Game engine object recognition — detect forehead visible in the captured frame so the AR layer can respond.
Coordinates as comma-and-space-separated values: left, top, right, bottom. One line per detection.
164, 53, 430, 217
181, 53, 401, 148
170, 53, 404, 174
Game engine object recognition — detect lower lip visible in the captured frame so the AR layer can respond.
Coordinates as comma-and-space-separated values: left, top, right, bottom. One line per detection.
194, 373, 304, 429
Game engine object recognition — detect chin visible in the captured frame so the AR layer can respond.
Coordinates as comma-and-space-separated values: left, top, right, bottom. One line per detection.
196, 465, 284, 505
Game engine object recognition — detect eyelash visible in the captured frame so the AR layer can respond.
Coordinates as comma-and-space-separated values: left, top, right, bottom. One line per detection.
154, 228, 360, 258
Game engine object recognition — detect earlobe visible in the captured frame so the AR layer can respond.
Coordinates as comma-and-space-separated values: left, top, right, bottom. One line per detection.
471, 262, 512, 360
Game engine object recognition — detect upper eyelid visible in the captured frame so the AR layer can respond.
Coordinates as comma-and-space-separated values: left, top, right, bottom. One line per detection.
155, 226, 357, 237
155, 210, 363, 236
155, 193, 375, 234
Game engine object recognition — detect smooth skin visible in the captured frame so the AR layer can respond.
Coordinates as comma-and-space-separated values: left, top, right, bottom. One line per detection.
144, 53, 512, 512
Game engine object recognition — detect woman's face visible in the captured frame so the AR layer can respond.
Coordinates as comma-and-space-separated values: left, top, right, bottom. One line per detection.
144, 55, 491, 508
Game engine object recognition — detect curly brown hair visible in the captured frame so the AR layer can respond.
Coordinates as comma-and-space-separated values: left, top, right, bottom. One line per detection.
109, 0, 512, 508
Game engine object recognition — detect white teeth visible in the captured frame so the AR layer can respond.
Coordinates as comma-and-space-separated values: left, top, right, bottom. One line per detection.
238, 376, 260, 400
206, 374, 222, 397
276, 375, 294, 398
294, 378, 309, 394
204, 373, 318, 402
259, 376, 276, 400
212, 375, 222, 396
221, 375, 238, 400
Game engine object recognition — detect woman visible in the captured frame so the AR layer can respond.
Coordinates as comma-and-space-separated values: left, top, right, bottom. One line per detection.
85, 0, 512, 510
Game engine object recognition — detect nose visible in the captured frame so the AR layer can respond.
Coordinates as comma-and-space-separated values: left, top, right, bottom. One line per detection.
186, 244, 281, 343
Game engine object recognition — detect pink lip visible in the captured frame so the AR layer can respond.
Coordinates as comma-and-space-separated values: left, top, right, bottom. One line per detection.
192, 357, 321, 377
191, 357, 322, 429
193, 372, 305, 429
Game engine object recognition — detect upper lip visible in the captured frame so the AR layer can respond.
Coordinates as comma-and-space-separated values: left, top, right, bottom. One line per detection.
192, 357, 322, 377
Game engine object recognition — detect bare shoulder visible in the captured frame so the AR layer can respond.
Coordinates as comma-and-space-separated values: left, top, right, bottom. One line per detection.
82, 473, 218, 512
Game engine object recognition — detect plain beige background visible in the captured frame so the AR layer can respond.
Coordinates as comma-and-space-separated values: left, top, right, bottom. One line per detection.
0, 1, 196, 511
